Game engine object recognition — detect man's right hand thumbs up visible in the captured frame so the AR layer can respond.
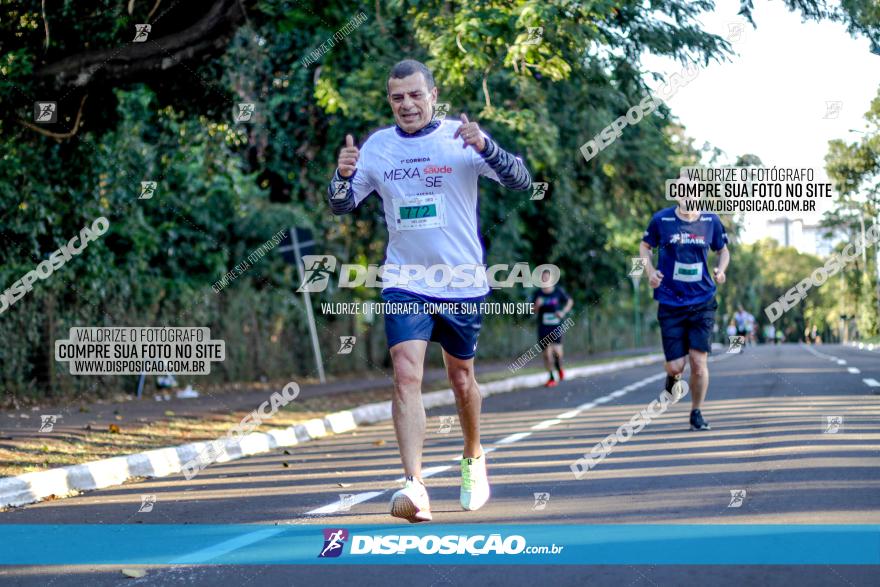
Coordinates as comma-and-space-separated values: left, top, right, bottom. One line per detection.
338, 134, 359, 178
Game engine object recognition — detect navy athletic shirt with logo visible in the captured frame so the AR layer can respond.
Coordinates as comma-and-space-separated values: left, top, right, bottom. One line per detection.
641, 207, 728, 307
531, 286, 570, 330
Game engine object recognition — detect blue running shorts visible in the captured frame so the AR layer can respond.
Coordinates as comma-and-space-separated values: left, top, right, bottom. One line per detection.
381, 288, 484, 360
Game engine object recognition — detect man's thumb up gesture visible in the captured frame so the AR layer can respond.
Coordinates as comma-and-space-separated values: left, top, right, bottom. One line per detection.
338, 134, 359, 178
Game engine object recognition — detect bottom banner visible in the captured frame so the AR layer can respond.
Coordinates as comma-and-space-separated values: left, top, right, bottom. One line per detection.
1, 524, 878, 565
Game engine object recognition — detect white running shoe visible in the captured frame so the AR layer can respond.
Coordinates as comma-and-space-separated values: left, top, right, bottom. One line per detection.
390, 477, 432, 523
460, 449, 490, 511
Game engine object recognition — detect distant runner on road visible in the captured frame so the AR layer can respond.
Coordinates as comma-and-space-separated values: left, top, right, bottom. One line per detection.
326, 59, 532, 522
639, 180, 730, 431
531, 270, 573, 387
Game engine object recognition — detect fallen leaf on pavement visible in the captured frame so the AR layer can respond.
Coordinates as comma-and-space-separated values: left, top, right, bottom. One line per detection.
121, 569, 146, 578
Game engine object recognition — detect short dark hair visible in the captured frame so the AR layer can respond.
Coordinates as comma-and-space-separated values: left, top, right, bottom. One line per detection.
387, 59, 435, 93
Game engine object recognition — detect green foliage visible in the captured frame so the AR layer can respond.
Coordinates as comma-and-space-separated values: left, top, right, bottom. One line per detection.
1, 0, 878, 398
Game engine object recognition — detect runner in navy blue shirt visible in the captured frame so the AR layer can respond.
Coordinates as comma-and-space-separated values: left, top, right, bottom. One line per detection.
530, 270, 574, 387
639, 192, 730, 431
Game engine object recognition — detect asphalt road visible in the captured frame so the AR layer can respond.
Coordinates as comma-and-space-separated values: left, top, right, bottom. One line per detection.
2, 343, 878, 586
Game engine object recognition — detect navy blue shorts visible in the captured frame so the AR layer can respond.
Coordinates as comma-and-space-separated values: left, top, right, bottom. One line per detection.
657, 298, 717, 362
538, 325, 565, 345
381, 288, 484, 360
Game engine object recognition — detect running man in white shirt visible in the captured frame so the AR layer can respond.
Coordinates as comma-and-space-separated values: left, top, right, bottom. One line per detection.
327, 59, 532, 522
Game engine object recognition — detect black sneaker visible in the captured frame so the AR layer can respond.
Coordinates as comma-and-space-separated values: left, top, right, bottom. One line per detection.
690, 409, 711, 431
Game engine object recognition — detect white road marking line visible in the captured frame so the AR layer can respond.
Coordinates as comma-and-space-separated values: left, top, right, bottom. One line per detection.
531, 419, 561, 430
837, 359, 847, 365
169, 528, 285, 564
800, 343, 838, 362
848, 367, 861, 374
554, 373, 664, 421
304, 371, 667, 517
395, 464, 453, 481
496, 432, 532, 445
307, 491, 387, 515
419, 465, 453, 478
863, 378, 880, 388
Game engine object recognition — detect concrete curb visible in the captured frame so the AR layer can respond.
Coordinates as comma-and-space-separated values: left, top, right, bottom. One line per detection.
0, 353, 663, 510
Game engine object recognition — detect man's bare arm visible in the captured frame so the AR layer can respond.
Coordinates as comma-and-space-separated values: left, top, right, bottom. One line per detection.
639, 241, 663, 289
